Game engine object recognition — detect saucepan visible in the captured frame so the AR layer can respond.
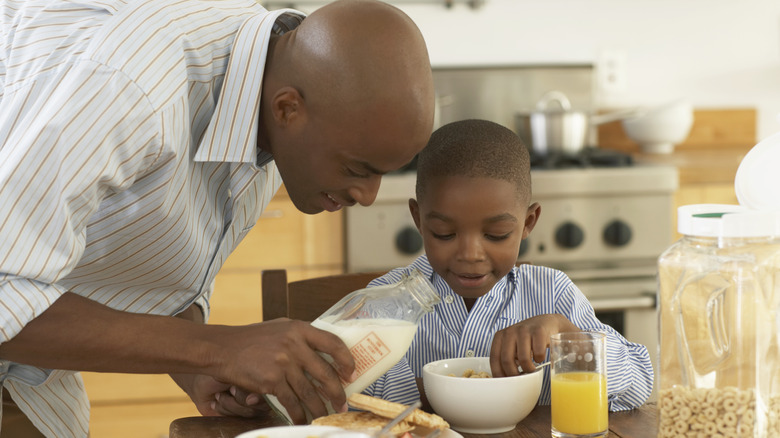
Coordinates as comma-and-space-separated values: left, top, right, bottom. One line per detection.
515, 90, 639, 157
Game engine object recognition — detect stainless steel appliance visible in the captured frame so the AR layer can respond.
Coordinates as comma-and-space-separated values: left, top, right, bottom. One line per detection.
344, 66, 678, 400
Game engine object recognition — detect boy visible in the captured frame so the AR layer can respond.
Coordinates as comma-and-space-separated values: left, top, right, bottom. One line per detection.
363, 119, 653, 411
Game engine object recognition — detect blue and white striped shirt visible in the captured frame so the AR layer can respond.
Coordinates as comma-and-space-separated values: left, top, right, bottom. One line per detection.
363, 255, 653, 412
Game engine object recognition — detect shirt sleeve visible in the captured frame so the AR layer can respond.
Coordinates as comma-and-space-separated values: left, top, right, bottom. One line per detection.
0, 59, 162, 344
552, 272, 654, 411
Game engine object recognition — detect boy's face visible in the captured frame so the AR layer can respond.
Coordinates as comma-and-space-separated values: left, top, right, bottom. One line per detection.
410, 175, 540, 299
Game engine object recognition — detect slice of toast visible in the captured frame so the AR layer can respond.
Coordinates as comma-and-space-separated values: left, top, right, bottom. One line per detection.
347, 393, 449, 430
312, 411, 414, 435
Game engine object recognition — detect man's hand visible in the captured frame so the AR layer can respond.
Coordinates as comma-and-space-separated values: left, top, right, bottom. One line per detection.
210, 318, 356, 424
489, 314, 579, 377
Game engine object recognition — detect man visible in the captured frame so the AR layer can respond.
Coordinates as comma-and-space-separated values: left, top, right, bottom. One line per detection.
0, 0, 435, 435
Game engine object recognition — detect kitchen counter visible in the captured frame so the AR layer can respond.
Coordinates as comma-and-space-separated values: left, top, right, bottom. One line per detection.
598, 107, 756, 186
634, 148, 747, 185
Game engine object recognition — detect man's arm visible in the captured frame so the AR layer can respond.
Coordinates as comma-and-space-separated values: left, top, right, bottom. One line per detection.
0, 292, 356, 424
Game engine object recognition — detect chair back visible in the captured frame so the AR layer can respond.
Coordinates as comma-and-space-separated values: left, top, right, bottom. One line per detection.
261, 270, 387, 321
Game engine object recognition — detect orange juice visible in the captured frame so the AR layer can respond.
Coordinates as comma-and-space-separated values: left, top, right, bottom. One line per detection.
551, 371, 608, 434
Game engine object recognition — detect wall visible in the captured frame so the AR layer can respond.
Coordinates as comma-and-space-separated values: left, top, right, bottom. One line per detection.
287, 0, 780, 142
399, 0, 780, 142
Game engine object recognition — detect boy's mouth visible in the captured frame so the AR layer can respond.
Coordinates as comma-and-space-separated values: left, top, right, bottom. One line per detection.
454, 273, 487, 288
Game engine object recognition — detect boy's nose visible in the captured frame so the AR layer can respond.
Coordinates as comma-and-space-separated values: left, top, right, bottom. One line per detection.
348, 175, 382, 207
458, 236, 485, 262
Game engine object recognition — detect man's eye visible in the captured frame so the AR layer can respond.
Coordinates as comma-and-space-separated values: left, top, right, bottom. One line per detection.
346, 168, 369, 178
431, 232, 454, 240
486, 233, 511, 241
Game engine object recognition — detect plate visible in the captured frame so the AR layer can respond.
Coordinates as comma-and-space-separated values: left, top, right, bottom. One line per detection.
235, 425, 464, 438
236, 425, 343, 438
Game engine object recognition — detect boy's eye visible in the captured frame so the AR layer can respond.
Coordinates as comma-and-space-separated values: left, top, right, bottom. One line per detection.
431, 232, 455, 240
486, 233, 511, 241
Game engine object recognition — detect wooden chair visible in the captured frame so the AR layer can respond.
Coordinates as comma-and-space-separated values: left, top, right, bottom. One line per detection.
261, 269, 387, 321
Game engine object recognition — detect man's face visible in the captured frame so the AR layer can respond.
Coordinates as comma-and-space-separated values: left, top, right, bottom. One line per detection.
272, 106, 429, 214
411, 175, 535, 299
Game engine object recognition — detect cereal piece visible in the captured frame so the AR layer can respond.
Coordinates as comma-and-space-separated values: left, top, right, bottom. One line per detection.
722, 396, 737, 412
737, 389, 753, 405
702, 406, 718, 421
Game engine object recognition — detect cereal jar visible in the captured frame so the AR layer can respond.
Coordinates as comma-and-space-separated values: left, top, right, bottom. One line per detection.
657, 204, 780, 438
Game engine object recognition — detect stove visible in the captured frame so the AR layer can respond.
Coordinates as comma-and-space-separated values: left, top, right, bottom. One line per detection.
345, 157, 677, 273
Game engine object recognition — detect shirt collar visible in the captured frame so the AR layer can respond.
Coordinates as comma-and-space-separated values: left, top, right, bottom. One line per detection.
195, 9, 305, 168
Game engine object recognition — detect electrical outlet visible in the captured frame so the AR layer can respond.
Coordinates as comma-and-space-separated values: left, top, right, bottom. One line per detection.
597, 50, 627, 94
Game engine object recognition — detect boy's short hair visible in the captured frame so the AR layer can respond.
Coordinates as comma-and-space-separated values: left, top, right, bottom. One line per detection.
415, 119, 531, 201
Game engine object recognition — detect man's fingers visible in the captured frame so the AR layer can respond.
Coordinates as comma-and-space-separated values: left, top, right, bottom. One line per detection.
213, 391, 258, 417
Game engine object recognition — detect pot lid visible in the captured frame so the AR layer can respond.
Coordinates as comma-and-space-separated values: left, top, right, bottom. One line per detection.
536, 90, 572, 112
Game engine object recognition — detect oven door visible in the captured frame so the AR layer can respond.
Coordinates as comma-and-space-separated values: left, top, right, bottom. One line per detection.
566, 266, 659, 401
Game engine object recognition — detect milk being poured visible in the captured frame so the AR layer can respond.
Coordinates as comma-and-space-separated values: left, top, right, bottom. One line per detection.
312, 316, 418, 394
267, 317, 418, 423
264, 268, 439, 424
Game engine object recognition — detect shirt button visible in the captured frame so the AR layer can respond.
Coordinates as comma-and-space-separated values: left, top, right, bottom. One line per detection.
466, 350, 475, 357
444, 296, 454, 304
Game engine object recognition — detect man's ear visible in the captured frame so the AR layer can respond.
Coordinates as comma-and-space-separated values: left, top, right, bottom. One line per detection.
270, 86, 305, 127
409, 198, 422, 231
522, 202, 541, 239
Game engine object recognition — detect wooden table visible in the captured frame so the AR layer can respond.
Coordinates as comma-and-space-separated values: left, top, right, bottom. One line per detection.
170, 403, 657, 438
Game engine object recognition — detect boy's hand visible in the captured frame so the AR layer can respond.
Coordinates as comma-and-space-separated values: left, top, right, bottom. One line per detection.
489, 314, 579, 377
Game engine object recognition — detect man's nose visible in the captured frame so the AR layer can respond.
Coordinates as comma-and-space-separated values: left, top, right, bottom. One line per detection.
348, 175, 382, 207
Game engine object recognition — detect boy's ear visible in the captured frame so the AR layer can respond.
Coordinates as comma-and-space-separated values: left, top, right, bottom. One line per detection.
409, 198, 422, 230
522, 202, 541, 239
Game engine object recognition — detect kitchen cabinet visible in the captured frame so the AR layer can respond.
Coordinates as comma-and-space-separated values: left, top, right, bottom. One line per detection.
82, 187, 344, 437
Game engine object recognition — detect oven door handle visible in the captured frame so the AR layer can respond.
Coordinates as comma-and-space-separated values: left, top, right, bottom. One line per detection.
589, 292, 656, 311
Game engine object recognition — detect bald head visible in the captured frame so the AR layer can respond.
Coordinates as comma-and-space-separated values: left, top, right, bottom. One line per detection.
259, 0, 434, 214
287, 0, 432, 114
262, 0, 434, 141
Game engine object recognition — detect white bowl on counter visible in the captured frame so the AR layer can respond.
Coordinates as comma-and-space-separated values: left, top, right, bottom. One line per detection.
621, 99, 694, 154
422, 356, 544, 434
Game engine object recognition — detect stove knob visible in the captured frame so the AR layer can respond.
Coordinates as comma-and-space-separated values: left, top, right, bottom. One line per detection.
395, 226, 423, 255
555, 222, 584, 249
603, 220, 632, 247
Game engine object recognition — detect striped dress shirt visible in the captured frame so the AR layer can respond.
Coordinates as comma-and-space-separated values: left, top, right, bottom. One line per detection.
363, 255, 654, 412
0, 0, 303, 436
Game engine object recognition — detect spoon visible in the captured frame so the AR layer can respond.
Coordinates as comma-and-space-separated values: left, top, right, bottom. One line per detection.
518, 360, 550, 375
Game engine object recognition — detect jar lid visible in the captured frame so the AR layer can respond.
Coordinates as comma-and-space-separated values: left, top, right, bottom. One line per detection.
677, 204, 780, 237
735, 131, 780, 211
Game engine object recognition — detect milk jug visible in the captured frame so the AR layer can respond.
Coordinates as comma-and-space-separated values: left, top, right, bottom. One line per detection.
267, 268, 439, 424
657, 204, 780, 437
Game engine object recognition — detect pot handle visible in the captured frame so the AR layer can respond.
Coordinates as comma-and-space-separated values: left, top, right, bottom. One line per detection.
536, 90, 572, 111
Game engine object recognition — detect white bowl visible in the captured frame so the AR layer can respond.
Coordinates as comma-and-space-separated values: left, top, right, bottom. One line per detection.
621, 99, 694, 154
422, 357, 544, 434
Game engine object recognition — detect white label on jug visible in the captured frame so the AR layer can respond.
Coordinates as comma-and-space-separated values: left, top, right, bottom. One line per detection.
350, 332, 391, 378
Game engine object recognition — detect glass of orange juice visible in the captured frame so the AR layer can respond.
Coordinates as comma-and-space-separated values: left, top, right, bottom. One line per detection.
550, 331, 608, 438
